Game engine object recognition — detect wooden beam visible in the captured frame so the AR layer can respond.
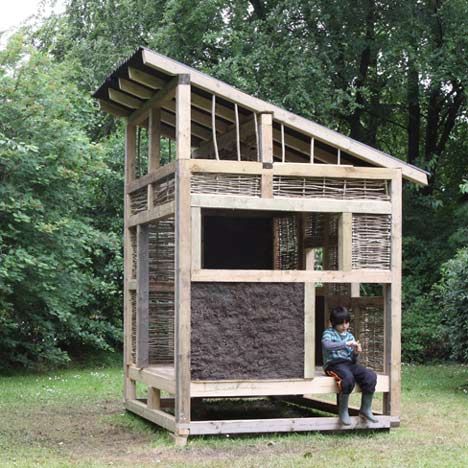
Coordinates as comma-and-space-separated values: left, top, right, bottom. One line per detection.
128, 366, 176, 394
109, 88, 142, 109
128, 67, 167, 89
124, 124, 137, 401
147, 387, 161, 410
191, 269, 392, 283
125, 399, 176, 433
136, 224, 149, 368
127, 201, 175, 227
190, 374, 389, 397
98, 99, 131, 117
260, 112, 273, 198
142, 48, 428, 186
147, 108, 161, 209
191, 194, 392, 215
384, 170, 402, 417
175, 75, 192, 427
338, 213, 353, 271
119, 78, 153, 99
304, 248, 316, 378
188, 415, 391, 434
191, 207, 202, 270
128, 75, 180, 126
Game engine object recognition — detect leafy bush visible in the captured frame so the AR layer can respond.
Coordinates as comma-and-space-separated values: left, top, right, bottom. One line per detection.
435, 248, 468, 362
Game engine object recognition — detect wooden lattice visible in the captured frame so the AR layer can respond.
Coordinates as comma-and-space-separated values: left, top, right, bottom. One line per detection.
352, 215, 391, 270
148, 291, 174, 364
191, 173, 261, 197
273, 177, 390, 200
149, 219, 175, 283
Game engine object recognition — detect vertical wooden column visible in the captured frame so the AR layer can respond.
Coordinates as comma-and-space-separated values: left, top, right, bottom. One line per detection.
338, 213, 352, 271
259, 112, 274, 198
191, 207, 202, 270
148, 107, 161, 209
384, 170, 402, 419
124, 124, 137, 400
174, 74, 192, 431
304, 248, 316, 378
136, 223, 149, 368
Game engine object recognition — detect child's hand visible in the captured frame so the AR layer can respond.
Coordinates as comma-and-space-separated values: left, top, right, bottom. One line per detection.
346, 340, 358, 348
355, 341, 362, 353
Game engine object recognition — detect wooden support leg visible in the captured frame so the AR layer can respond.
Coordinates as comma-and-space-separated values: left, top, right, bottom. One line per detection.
148, 387, 161, 410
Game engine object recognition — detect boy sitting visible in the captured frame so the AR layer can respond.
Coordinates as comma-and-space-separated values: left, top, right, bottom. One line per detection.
322, 306, 378, 425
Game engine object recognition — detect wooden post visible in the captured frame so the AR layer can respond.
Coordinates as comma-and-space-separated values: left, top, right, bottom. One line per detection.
304, 248, 316, 378
148, 107, 161, 209
259, 112, 273, 198
175, 74, 192, 430
124, 124, 137, 400
136, 224, 149, 368
191, 207, 202, 270
148, 387, 161, 410
338, 213, 352, 271
383, 170, 402, 418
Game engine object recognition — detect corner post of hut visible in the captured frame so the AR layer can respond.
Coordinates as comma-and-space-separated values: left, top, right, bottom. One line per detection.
174, 73, 192, 441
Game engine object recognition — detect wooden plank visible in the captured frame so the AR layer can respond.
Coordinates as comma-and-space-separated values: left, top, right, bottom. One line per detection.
136, 224, 149, 368
188, 415, 391, 435
175, 75, 192, 427
260, 113, 273, 198
384, 170, 402, 417
125, 399, 176, 432
123, 124, 137, 401
191, 207, 202, 270
190, 374, 389, 398
304, 248, 316, 378
109, 88, 142, 109
127, 161, 176, 194
191, 269, 392, 284
142, 49, 428, 186
128, 75, 180, 126
128, 366, 176, 394
191, 194, 392, 215
275, 395, 383, 416
338, 213, 353, 271
127, 201, 175, 227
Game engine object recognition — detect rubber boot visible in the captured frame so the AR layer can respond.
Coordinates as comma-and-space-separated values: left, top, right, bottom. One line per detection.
338, 393, 352, 425
360, 393, 378, 423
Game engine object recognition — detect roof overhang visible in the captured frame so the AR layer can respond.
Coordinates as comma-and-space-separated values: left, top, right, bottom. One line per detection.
93, 47, 429, 186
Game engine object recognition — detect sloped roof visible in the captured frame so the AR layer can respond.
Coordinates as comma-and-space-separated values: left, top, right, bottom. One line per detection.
93, 47, 428, 185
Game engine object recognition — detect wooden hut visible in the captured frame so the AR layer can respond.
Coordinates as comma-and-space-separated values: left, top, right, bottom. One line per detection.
93, 47, 429, 444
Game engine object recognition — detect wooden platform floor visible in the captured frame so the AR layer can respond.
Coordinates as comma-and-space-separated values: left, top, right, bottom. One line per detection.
128, 364, 390, 397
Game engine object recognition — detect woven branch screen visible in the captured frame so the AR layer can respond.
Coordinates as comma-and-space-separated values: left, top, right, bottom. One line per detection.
191, 173, 261, 197
273, 215, 300, 270
148, 218, 175, 364
148, 291, 174, 364
129, 187, 147, 215
130, 228, 137, 279
273, 176, 390, 200
149, 219, 175, 283
352, 215, 391, 270
153, 174, 175, 207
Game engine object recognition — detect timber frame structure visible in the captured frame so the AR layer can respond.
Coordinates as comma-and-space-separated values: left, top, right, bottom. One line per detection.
94, 47, 429, 445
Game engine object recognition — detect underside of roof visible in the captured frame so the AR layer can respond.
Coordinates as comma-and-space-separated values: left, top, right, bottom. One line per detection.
93, 47, 428, 186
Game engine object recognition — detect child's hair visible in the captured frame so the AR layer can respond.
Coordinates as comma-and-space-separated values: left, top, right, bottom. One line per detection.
330, 306, 351, 327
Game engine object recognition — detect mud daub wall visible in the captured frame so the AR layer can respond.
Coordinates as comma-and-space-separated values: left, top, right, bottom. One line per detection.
191, 283, 304, 380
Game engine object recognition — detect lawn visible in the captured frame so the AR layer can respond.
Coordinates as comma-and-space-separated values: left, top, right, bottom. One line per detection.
0, 359, 467, 467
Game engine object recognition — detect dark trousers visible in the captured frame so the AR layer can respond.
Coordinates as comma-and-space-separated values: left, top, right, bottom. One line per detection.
325, 360, 377, 395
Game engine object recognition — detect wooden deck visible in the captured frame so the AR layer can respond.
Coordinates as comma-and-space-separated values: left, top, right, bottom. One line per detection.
128, 364, 390, 397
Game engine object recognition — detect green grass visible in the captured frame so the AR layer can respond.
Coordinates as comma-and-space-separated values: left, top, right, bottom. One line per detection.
0, 359, 467, 467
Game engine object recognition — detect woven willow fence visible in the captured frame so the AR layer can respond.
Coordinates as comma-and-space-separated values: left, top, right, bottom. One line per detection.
191, 173, 261, 197
273, 176, 390, 200
273, 215, 300, 270
129, 187, 147, 215
130, 217, 175, 365
129, 174, 175, 216
352, 215, 391, 270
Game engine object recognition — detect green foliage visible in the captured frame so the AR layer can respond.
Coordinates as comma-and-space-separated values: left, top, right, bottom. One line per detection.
436, 248, 468, 362
0, 36, 122, 368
